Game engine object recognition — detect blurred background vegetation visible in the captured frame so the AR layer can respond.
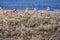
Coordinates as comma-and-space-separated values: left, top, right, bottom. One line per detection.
0, 12, 60, 40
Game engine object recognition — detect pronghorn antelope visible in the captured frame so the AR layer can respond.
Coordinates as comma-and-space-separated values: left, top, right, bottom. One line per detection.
38, 7, 50, 15
17, 11, 25, 17
40, 10, 49, 13
24, 8, 37, 15
24, 8, 29, 15
3, 10, 16, 16
24, 8, 35, 15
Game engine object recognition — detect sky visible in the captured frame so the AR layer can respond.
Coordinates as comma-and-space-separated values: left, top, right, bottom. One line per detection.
0, 0, 60, 10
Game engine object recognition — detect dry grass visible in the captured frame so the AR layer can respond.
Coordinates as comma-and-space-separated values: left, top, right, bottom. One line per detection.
0, 12, 60, 40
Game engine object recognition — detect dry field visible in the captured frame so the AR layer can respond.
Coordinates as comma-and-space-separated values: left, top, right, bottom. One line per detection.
0, 12, 60, 40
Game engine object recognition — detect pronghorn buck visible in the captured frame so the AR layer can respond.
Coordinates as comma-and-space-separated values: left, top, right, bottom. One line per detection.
38, 7, 50, 15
